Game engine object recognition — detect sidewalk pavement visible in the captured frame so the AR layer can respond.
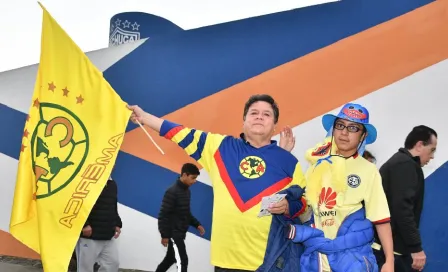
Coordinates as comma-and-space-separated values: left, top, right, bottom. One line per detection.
0, 255, 151, 272
0, 262, 42, 272
0, 260, 152, 272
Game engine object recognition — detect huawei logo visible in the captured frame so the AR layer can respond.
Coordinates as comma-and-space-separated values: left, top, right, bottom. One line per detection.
318, 187, 337, 210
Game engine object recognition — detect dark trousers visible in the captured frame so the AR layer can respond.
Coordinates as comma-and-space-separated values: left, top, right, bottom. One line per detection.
374, 249, 419, 272
156, 238, 188, 272
214, 267, 254, 272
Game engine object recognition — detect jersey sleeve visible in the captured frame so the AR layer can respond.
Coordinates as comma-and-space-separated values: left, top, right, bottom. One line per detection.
159, 120, 226, 172
364, 170, 391, 224
291, 161, 306, 189
285, 162, 308, 219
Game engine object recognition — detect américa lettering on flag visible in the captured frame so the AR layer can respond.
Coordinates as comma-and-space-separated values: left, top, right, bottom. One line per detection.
9, 2, 131, 271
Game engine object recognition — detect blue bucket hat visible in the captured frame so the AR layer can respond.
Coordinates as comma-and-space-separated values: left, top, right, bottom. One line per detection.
322, 103, 377, 144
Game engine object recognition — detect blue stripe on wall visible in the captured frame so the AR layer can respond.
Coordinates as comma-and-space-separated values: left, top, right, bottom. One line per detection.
420, 161, 448, 272
0, 103, 26, 160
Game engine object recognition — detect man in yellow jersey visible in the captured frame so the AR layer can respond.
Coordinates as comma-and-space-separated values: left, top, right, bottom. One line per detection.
128, 94, 308, 272
285, 103, 394, 272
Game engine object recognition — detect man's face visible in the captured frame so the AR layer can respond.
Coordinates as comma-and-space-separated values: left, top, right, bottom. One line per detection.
182, 173, 198, 186
243, 101, 276, 138
333, 119, 365, 153
416, 135, 437, 166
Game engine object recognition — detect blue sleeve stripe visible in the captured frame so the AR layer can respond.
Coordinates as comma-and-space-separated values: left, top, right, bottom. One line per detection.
190, 132, 208, 161
178, 129, 196, 149
159, 120, 181, 137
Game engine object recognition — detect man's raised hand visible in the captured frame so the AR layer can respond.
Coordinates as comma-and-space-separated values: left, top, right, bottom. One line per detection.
279, 126, 295, 152
127, 104, 145, 125
126, 104, 165, 154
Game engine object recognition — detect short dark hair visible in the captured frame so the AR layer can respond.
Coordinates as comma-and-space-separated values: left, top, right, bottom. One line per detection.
363, 150, 375, 161
404, 125, 437, 149
243, 94, 279, 124
181, 163, 200, 176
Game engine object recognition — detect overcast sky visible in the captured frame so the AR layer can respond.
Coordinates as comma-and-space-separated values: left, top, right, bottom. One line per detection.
0, 0, 335, 73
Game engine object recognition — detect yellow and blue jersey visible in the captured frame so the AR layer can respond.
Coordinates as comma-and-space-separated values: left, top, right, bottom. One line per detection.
160, 120, 306, 270
305, 137, 390, 271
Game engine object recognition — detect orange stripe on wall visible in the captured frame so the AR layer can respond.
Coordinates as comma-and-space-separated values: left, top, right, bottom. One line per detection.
0, 229, 39, 259
121, 0, 448, 174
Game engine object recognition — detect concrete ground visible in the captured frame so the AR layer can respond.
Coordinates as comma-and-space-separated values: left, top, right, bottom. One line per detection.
0, 262, 41, 272
0, 255, 150, 272
0, 262, 152, 272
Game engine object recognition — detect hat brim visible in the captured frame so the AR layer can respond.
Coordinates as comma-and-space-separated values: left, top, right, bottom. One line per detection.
322, 114, 377, 144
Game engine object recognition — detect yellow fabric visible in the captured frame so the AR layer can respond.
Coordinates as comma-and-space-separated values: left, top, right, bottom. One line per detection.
210, 171, 300, 270
166, 128, 306, 270
305, 141, 390, 271
210, 160, 306, 270
305, 136, 339, 208
9, 3, 131, 271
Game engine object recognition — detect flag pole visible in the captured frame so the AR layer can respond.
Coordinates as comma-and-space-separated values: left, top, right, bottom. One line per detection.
136, 120, 165, 155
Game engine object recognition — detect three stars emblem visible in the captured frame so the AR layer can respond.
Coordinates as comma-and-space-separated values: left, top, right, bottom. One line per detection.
21, 81, 85, 154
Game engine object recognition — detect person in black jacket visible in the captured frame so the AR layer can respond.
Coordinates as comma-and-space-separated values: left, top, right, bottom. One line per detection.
156, 163, 205, 272
374, 125, 438, 272
75, 177, 123, 272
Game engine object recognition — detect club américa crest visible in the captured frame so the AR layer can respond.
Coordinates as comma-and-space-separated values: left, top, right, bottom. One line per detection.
22, 82, 90, 199
239, 155, 266, 179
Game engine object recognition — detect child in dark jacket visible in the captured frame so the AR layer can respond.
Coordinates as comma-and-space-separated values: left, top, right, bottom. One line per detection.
156, 163, 205, 272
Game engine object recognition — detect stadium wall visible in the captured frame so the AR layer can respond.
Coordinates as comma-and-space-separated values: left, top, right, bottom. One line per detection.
0, 0, 447, 271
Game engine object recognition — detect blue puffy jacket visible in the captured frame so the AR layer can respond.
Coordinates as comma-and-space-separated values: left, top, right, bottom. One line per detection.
287, 208, 378, 272
256, 185, 306, 272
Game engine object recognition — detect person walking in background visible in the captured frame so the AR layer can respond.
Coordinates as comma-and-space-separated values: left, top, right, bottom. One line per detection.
76, 177, 122, 272
374, 125, 438, 272
156, 163, 206, 272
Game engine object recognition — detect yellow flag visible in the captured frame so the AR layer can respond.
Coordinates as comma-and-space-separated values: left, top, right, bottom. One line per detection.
9, 2, 131, 271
